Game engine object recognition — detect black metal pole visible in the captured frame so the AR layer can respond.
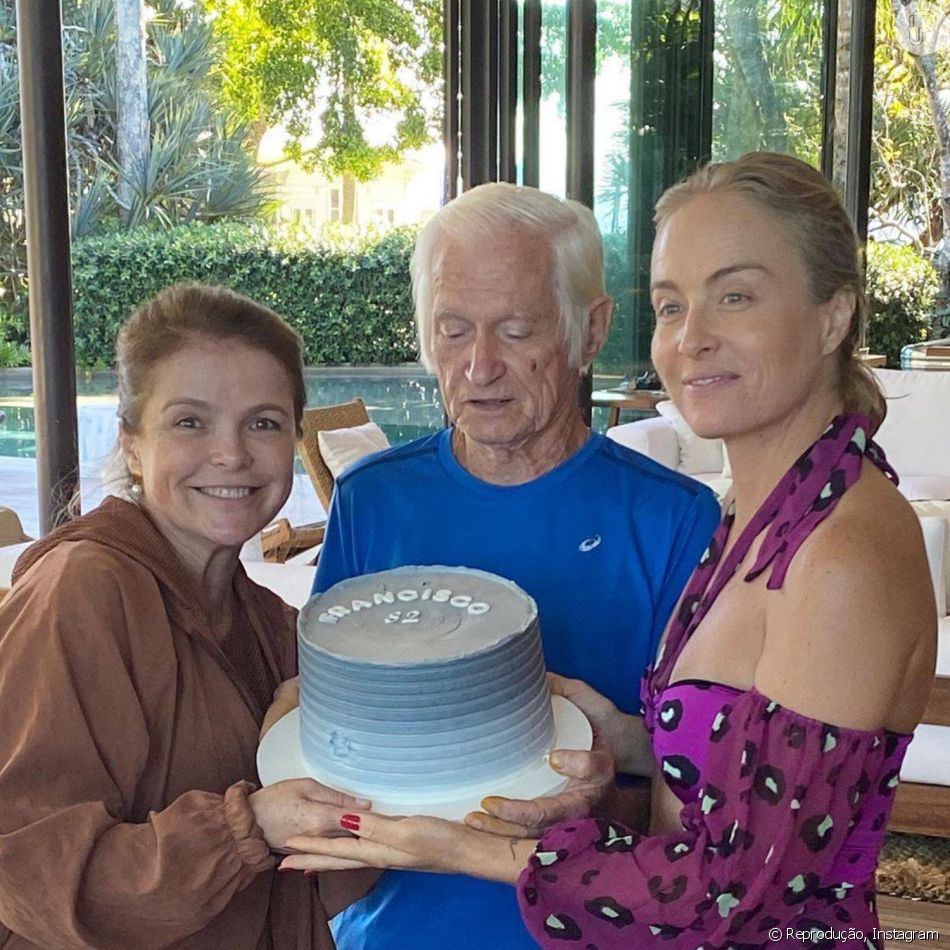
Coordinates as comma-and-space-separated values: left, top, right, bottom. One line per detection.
461, 0, 493, 188
566, 0, 596, 423
566, 0, 596, 208
697, 0, 715, 167
522, 0, 541, 187
498, 0, 518, 183
819, 0, 839, 181
845, 0, 876, 242
488, 0, 500, 182
15, 0, 77, 532
444, 0, 460, 202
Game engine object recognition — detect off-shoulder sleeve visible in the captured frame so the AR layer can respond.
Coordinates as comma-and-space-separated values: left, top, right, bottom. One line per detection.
516, 689, 905, 947
0, 544, 273, 949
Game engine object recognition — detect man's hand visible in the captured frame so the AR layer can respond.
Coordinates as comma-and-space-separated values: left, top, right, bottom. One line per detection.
549, 673, 651, 775
466, 746, 615, 838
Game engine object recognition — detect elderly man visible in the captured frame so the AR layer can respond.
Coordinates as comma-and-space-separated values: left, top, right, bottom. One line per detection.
313, 183, 719, 950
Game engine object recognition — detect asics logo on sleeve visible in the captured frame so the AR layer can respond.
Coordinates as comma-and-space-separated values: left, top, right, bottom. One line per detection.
578, 535, 602, 552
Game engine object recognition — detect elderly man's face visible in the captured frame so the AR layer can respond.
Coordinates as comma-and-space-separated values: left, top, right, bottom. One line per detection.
430, 230, 579, 451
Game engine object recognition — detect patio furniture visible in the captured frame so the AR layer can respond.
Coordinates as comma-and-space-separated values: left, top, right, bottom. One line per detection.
0, 507, 31, 546
298, 398, 390, 509
605, 399, 732, 500
890, 513, 950, 838
901, 337, 950, 371
260, 518, 325, 564
605, 368, 950, 505
591, 388, 666, 427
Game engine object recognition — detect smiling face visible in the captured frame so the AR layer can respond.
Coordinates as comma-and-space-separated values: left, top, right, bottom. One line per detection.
650, 192, 852, 441
430, 229, 584, 455
120, 337, 297, 573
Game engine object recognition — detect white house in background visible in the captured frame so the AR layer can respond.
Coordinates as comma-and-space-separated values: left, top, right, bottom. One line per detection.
257, 128, 444, 232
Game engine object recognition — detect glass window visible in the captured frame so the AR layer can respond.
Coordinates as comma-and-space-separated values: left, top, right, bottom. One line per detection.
711, 0, 826, 166
592, 1, 705, 394
539, 1, 567, 197
869, 1, 950, 352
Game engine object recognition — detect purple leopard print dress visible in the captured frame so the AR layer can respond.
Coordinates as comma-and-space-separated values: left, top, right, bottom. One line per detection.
516, 415, 913, 949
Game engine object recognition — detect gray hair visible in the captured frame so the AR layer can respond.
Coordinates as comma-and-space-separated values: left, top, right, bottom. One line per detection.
410, 182, 606, 371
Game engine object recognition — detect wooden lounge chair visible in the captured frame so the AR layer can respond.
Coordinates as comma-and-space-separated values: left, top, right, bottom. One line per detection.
260, 518, 326, 564
0, 507, 30, 547
298, 398, 370, 511
890, 676, 950, 838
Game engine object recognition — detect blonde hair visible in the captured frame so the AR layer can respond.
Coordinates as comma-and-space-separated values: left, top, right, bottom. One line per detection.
411, 182, 606, 370
654, 152, 885, 434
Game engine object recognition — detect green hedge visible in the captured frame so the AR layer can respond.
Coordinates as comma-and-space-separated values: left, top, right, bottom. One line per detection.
70, 221, 419, 367
865, 241, 937, 367
8, 224, 942, 373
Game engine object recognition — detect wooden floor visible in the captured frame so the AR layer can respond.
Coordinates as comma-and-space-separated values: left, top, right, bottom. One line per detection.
879, 895, 950, 947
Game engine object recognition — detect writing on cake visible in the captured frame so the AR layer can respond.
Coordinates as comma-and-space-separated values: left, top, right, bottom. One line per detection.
317, 585, 492, 624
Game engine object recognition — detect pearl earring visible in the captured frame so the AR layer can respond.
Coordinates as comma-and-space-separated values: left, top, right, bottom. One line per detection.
130, 479, 143, 499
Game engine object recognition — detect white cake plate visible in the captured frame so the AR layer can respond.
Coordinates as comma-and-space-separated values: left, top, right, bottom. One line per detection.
257, 695, 593, 820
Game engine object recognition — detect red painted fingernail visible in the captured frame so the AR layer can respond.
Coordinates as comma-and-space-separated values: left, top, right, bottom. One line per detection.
304, 869, 318, 878
278, 866, 295, 873
340, 814, 361, 831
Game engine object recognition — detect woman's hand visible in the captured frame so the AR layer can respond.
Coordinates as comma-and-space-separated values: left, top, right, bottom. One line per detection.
248, 778, 371, 852
260, 676, 299, 739
280, 811, 537, 885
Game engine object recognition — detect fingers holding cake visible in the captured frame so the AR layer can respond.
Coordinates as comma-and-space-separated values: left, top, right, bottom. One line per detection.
259, 676, 300, 740
475, 747, 615, 836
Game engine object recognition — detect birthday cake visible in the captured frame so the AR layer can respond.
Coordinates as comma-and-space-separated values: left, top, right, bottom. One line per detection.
296, 566, 556, 804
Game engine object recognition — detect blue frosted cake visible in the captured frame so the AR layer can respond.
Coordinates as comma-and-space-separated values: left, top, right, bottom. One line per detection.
297, 566, 555, 804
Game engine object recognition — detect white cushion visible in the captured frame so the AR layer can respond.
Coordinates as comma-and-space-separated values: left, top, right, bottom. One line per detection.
0, 541, 31, 589
243, 561, 317, 610
919, 516, 949, 617
655, 401, 724, 476
606, 417, 681, 471
900, 719, 950, 786
938, 615, 950, 676
317, 422, 390, 480
897, 475, 950, 502
873, 369, 950, 477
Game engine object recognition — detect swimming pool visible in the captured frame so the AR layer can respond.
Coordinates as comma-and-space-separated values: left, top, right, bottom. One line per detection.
0, 367, 447, 460
0, 365, 627, 463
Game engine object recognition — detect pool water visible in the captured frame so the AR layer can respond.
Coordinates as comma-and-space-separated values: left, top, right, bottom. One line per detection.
0, 368, 446, 460
0, 367, 623, 462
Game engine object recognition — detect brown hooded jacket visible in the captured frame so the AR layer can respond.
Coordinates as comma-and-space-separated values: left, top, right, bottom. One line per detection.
0, 497, 333, 949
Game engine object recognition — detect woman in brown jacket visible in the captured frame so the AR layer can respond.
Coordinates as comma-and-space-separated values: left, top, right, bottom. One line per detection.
0, 284, 357, 949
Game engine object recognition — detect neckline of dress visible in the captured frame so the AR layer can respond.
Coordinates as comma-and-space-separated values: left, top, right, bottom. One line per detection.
649, 412, 897, 696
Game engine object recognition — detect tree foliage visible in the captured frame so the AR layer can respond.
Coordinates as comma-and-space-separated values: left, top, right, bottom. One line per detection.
0, 0, 267, 346
205, 0, 442, 181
